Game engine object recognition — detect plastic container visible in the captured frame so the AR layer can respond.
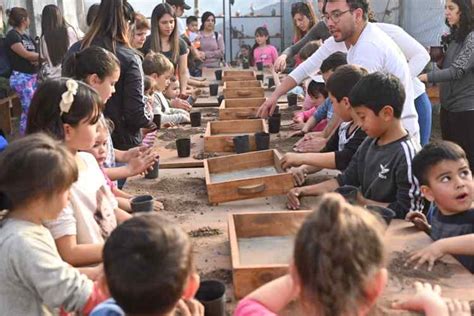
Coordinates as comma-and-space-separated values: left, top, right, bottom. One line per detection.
209, 83, 219, 96
215, 69, 223, 80
233, 135, 250, 154
255, 132, 270, 150
153, 114, 161, 130
287, 93, 298, 107
195, 280, 226, 316
190, 111, 201, 127
144, 161, 159, 179
256, 61, 263, 71
268, 114, 281, 134
130, 195, 154, 213
176, 138, 191, 157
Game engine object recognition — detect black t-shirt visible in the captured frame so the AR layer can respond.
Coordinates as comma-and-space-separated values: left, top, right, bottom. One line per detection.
5, 29, 37, 74
141, 36, 188, 69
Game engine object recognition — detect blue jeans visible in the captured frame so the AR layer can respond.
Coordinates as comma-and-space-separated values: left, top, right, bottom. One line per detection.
415, 92, 432, 146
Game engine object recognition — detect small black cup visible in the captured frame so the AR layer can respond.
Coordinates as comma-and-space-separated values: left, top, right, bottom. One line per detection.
176, 138, 191, 157
214, 69, 223, 81
195, 280, 226, 316
287, 93, 298, 107
233, 135, 250, 153
255, 132, 270, 150
268, 115, 281, 134
242, 61, 250, 69
130, 195, 154, 213
217, 95, 224, 106
273, 105, 280, 115
190, 111, 201, 127
367, 205, 396, 225
256, 61, 263, 71
209, 83, 219, 96
268, 77, 275, 88
256, 74, 264, 82
335, 185, 359, 204
153, 114, 161, 130
144, 160, 159, 179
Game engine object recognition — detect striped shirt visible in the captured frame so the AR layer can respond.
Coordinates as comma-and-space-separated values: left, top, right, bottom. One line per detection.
337, 134, 423, 218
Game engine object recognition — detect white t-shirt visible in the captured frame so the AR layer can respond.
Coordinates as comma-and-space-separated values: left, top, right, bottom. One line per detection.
44, 152, 118, 244
177, 18, 186, 36
290, 23, 420, 144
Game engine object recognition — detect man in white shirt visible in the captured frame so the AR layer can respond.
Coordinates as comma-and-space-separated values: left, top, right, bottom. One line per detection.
166, 0, 191, 35
258, 0, 420, 144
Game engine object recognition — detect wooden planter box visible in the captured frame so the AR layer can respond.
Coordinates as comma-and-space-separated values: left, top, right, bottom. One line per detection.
223, 87, 265, 99
218, 98, 265, 120
204, 119, 267, 152
224, 80, 262, 89
204, 149, 294, 203
222, 70, 256, 82
228, 211, 310, 298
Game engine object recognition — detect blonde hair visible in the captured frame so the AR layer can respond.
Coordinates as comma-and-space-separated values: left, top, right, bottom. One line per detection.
294, 193, 385, 316
142, 52, 174, 76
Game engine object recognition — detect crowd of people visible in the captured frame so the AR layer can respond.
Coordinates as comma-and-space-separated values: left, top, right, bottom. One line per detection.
0, 0, 473, 315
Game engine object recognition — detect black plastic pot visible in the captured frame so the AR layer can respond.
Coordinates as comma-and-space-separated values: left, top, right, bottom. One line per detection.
217, 95, 224, 106
242, 61, 249, 69
256, 74, 264, 82
255, 132, 270, 150
287, 93, 298, 107
268, 115, 281, 134
144, 161, 159, 179
367, 205, 396, 225
196, 280, 226, 316
273, 105, 280, 115
267, 77, 275, 88
190, 111, 201, 127
130, 195, 154, 213
256, 61, 263, 71
209, 83, 219, 96
215, 69, 223, 80
335, 185, 359, 204
176, 138, 191, 157
233, 135, 250, 153
153, 114, 161, 130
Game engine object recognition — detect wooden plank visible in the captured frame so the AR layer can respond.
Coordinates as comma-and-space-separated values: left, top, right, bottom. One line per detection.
233, 266, 290, 299
224, 87, 265, 99
206, 150, 275, 174
224, 80, 262, 88
222, 98, 265, 108
219, 107, 259, 120
209, 119, 266, 135
223, 70, 256, 77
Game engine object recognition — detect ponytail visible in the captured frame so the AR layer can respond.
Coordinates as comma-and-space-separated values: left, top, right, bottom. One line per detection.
62, 46, 120, 81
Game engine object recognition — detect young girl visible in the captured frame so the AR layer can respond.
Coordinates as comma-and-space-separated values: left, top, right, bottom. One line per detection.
26, 78, 131, 267
291, 79, 328, 132
235, 193, 387, 316
0, 133, 106, 315
62, 46, 157, 182
250, 27, 278, 67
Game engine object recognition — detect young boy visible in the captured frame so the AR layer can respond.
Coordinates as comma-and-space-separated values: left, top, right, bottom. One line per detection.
182, 16, 204, 77
287, 72, 423, 219
293, 52, 347, 153
90, 213, 203, 316
282, 65, 368, 186
142, 52, 190, 125
406, 141, 474, 272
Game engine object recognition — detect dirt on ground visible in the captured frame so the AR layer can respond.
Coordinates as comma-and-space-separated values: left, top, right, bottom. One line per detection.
189, 226, 222, 238
270, 133, 297, 153
158, 127, 205, 142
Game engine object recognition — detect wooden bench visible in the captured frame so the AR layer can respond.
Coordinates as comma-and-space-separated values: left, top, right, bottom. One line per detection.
0, 93, 20, 135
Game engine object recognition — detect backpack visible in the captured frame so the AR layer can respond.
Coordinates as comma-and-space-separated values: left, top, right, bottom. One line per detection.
0, 37, 11, 78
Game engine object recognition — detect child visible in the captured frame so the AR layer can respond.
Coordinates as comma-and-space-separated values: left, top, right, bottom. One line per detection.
236, 44, 251, 66
298, 41, 322, 112
250, 27, 278, 67
164, 76, 200, 107
143, 52, 191, 125
0, 133, 106, 314
287, 72, 423, 219
26, 78, 131, 266
282, 65, 368, 186
291, 78, 328, 131
235, 193, 388, 316
292, 52, 347, 153
182, 16, 204, 78
90, 213, 203, 316
406, 141, 474, 272
62, 46, 157, 184
184, 15, 200, 49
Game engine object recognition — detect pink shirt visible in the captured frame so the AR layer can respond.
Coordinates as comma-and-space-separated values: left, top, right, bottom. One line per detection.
253, 45, 278, 66
234, 298, 278, 316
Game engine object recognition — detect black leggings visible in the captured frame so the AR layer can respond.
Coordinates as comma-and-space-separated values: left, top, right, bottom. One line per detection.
440, 108, 474, 170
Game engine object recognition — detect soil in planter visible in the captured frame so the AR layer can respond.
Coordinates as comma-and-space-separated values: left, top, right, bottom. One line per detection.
158, 127, 204, 142
189, 226, 222, 238
270, 134, 296, 153
193, 151, 218, 160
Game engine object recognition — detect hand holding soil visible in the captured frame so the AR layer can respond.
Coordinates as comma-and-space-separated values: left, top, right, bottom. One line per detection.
407, 241, 447, 271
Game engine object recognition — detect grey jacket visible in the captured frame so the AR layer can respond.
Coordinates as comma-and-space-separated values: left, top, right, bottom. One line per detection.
427, 31, 474, 112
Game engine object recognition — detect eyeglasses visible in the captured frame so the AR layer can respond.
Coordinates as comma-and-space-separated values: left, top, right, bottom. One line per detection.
322, 9, 352, 23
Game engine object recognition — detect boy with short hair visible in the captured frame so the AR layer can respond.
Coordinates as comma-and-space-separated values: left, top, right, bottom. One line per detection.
182, 15, 204, 77
287, 72, 423, 219
142, 52, 190, 125
90, 213, 203, 316
407, 141, 474, 272
282, 64, 368, 186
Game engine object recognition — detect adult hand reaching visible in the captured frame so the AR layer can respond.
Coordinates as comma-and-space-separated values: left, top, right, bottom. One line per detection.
274, 54, 288, 73
257, 96, 278, 118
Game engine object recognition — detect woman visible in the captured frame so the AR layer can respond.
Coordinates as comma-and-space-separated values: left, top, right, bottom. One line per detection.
198, 11, 225, 68
275, 0, 330, 71
419, 0, 474, 168
5, 7, 39, 135
40, 4, 80, 80
69, 0, 153, 150
142, 3, 189, 93
130, 12, 150, 50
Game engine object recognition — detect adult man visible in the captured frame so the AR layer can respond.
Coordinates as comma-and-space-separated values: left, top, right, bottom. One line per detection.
258, 0, 420, 144
165, 0, 191, 35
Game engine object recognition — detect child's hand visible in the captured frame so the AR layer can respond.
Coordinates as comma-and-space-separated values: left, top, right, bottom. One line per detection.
153, 200, 164, 212
289, 122, 305, 131
176, 298, 204, 316
172, 98, 192, 112
445, 299, 471, 316
127, 148, 158, 176
406, 240, 447, 271
123, 146, 148, 162
292, 115, 304, 124
281, 153, 304, 170
294, 137, 327, 153
290, 166, 307, 186
406, 211, 431, 233
163, 122, 176, 128
392, 282, 448, 315
287, 187, 302, 210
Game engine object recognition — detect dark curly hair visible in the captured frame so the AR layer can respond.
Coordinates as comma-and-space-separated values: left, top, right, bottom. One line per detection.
445, 0, 474, 43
